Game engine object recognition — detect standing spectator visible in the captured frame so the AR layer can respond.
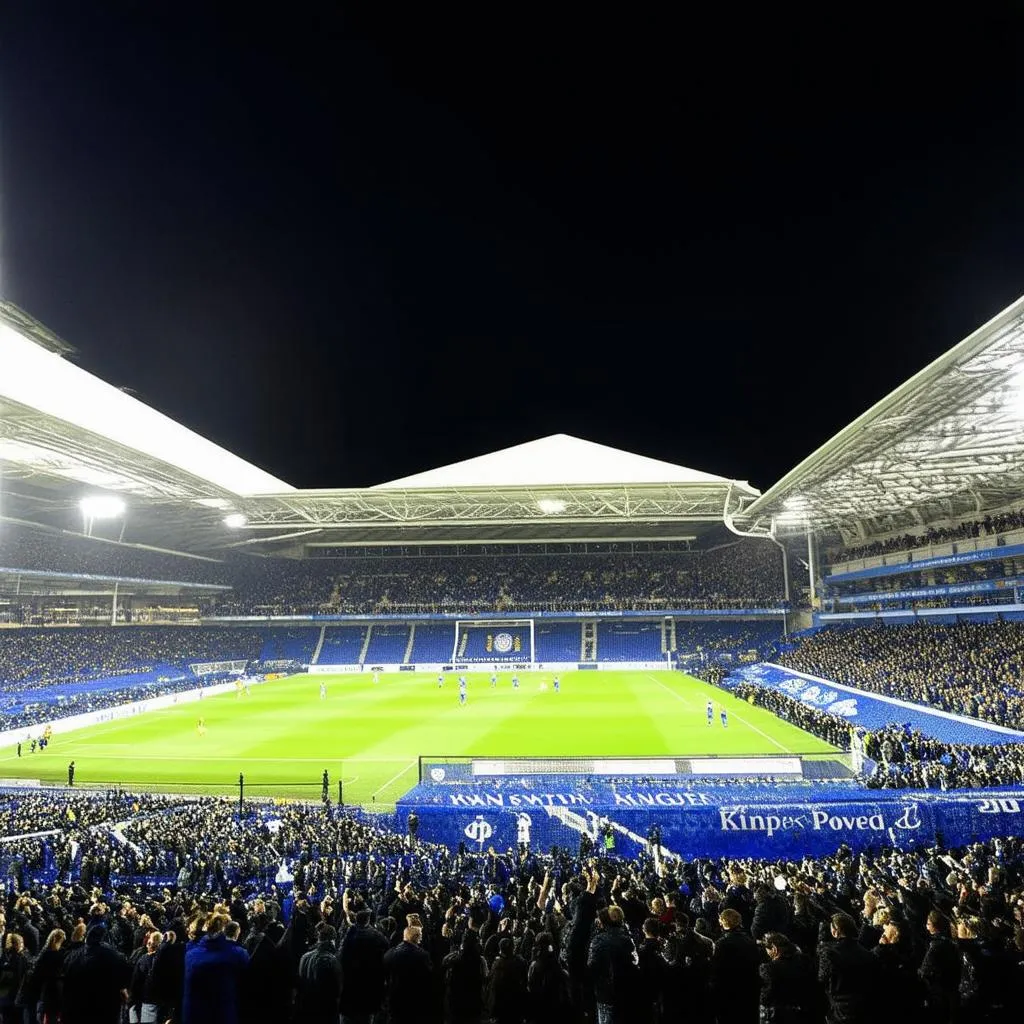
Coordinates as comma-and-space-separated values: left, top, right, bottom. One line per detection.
28, 927, 66, 1024
0, 934, 30, 1024
917, 910, 960, 1023
382, 925, 433, 1024
339, 908, 389, 1023
758, 932, 818, 1024
817, 912, 879, 1024
636, 917, 666, 1024
872, 922, 920, 1018
710, 908, 762, 1024
295, 923, 342, 1024
128, 931, 163, 1024
524, 932, 568, 1024
442, 928, 488, 1024
62, 924, 133, 1024
181, 914, 248, 1024
488, 937, 528, 1024
587, 904, 639, 1024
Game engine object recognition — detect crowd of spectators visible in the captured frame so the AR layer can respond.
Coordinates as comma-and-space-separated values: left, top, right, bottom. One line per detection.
776, 621, 1024, 728
0, 791, 1016, 1022
834, 507, 1024, 563
213, 543, 788, 617
0, 523, 227, 584
730, 683, 855, 749
0, 628, 264, 690
862, 724, 1024, 791
730, 681, 1024, 792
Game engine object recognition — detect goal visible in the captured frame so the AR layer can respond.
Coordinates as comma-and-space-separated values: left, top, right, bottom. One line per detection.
452, 620, 535, 664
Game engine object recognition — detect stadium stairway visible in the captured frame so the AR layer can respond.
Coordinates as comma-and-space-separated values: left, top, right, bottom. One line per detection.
310, 626, 326, 665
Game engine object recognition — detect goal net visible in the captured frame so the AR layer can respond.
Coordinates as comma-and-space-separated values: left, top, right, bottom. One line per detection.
452, 620, 534, 663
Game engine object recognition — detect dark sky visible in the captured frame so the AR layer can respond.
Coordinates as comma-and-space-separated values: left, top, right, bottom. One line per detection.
4, 6, 1024, 492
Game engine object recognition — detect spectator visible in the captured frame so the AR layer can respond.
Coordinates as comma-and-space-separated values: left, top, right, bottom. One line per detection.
817, 912, 879, 1024
588, 904, 639, 1024
181, 913, 248, 1024
488, 937, 528, 1024
62, 924, 132, 1024
382, 925, 433, 1024
759, 932, 818, 1024
294, 922, 341, 1024
710, 907, 762, 1024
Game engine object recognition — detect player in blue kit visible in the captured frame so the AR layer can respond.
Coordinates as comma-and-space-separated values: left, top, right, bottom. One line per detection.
459, 676, 467, 705
720, 707, 728, 728
490, 673, 497, 688
553, 675, 560, 693
512, 674, 519, 689
706, 699, 714, 726
438, 673, 444, 688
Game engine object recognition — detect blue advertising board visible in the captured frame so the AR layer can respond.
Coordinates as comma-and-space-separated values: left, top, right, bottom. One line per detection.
726, 663, 1024, 745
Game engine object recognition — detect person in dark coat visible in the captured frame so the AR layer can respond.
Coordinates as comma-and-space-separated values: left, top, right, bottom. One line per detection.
867, 920, 917, 1011
181, 913, 249, 1024
0, 934, 30, 1024
587, 904, 639, 1024
241, 920, 290, 1024
759, 932, 820, 1024
525, 932, 570, 1024
28, 927, 67, 1024
62, 924, 133, 1024
294, 923, 342, 1024
917, 910, 960, 1024
817, 912, 880, 1024
128, 930, 164, 1024
636, 918, 666, 1024
382, 925, 434, 1024
752, 883, 793, 942
442, 927, 488, 1024
150, 931, 185, 1024
710, 908, 763, 1024
488, 937, 528, 1024
339, 909, 389, 1021
662, 915, 714, 1024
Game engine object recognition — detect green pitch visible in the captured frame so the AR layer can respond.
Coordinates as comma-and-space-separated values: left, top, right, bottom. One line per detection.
0, 671, 836, 804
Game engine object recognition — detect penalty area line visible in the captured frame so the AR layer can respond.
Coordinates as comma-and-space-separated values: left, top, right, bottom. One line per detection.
371, 760, 418, 800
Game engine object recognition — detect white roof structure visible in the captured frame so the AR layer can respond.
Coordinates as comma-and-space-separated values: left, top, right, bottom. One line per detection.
374, 435, 738, 489
741, 293, 1024, 538
237, 435, 759, 544
0, 303, 292, 500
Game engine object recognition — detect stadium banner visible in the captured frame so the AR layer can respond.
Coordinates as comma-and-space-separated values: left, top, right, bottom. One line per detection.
0, 680, 239, 748
827, 542, 1024, 583
837, 576, 1024, 605
726, 663, 1024, 744
206, 608, 786, 624
396, 785, 1024, 859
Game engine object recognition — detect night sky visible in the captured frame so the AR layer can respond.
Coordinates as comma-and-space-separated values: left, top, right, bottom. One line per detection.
4, 7, 1024, 493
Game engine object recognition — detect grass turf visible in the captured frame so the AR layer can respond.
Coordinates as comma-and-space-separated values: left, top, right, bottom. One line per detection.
0, 671, 836, 804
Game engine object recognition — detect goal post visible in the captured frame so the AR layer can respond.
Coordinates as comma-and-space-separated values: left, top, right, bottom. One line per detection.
452, 619, 535, 664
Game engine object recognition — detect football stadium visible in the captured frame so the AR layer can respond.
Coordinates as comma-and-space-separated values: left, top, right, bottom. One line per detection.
4, 297, 1024, 1017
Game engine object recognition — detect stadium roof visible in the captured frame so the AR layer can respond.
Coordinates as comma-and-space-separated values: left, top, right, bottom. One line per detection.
231, 435, 760, 545
741, 293, 1024, 537
0, 303, 292, 501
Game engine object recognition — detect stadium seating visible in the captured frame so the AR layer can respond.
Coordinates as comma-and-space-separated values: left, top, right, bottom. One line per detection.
535, 621, 582, 661
361, 624, 411, 664
598, 620, 664, 661
316, 625, 368, 664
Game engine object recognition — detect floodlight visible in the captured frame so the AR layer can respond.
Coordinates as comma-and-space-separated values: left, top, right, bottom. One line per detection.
537, 499, 567, 514
223, 513, 248, 529
79, 495, 126, 519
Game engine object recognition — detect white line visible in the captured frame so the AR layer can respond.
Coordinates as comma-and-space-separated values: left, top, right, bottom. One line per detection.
650, 674, 790, 753
646, 674, 693, 709
371, 760, 417, 799
0, 754, 417, 763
